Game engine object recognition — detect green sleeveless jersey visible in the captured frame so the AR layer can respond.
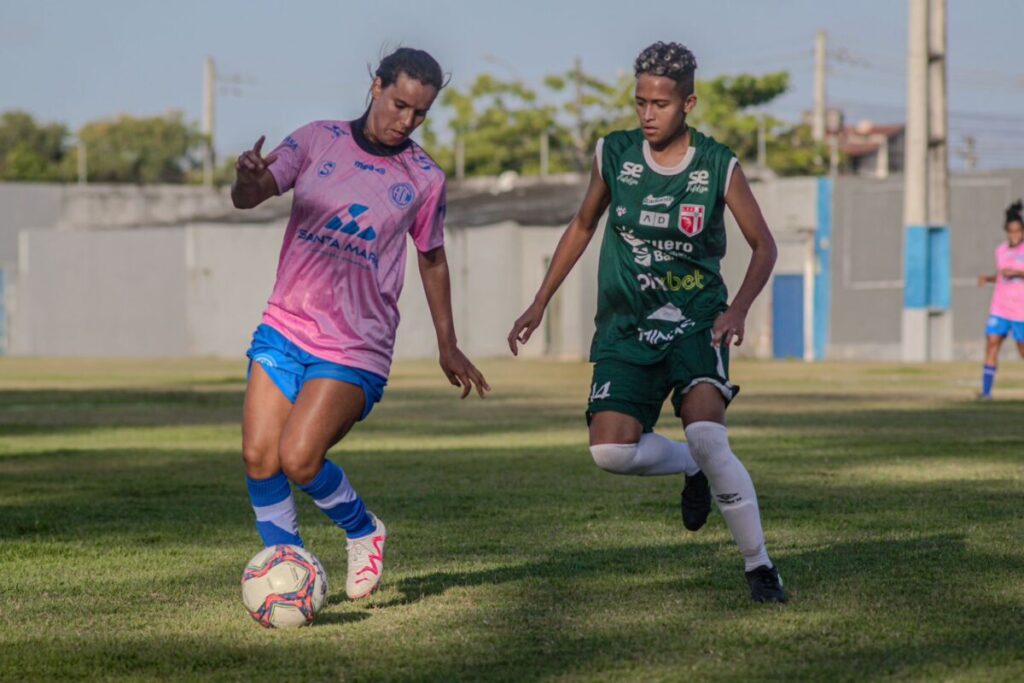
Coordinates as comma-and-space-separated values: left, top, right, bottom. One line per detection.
590, 127, 738, 365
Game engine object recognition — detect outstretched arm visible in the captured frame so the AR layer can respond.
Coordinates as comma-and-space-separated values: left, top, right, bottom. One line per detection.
231, 135, 280, 209
713, 165, 778, 348
418, 246, 491, 398
507, 160, 611, 354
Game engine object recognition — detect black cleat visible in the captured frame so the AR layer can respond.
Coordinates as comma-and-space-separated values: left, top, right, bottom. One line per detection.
680, 471, 712, 531
745, 564, 787, 603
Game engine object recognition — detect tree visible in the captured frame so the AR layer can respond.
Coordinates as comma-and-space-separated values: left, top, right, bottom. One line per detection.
77, 112, 205, 184
438, 74, 574, 177
0, 111, 69, 181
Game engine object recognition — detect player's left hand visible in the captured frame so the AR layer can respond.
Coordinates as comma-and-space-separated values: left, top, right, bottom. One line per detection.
439, 346, 491, 399
711, 308, 746, 347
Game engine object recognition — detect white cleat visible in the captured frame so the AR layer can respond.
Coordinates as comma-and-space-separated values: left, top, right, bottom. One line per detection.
346, 513, 387, 600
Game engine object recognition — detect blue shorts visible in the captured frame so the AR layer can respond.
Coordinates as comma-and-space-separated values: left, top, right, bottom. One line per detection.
985, 315, 1024, 342
245, 324, 387, 421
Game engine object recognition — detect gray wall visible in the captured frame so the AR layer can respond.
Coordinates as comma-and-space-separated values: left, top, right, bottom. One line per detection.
14, 228, 189, 356
830, 171, 1024, 359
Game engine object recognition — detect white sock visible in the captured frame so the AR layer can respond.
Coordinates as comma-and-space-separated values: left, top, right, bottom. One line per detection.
589, 432, 699, 476
684, 421, 771, 571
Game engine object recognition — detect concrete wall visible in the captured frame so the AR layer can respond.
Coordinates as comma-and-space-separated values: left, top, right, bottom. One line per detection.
13, 228, 189, 356
829, 171, 1024, 360
184, 223, 285, 357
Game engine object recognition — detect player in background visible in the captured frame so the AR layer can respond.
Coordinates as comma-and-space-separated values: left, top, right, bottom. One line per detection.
232, 47, 489, 600
508, 42, 785, 602
977, 200, 1024, 399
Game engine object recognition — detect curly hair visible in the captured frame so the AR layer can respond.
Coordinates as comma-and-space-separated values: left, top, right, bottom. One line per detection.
634, 41, 697, 94
1006, 200, 1023, 229
375, 47, 445, 91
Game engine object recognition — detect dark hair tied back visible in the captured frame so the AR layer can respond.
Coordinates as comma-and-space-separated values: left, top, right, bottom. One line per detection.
375, 47, 444, 90
1006, 200, 1023, 227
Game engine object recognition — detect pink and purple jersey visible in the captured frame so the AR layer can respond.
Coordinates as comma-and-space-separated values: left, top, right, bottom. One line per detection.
262, 118, 446, 377
990, 242, 1024, 322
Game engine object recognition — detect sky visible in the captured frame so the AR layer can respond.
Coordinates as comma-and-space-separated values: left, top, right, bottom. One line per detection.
1, 0, 1022, 169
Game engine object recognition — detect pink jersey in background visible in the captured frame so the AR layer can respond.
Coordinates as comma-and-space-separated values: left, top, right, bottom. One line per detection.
262, 119, 446, 377
990, 242, 1024, 322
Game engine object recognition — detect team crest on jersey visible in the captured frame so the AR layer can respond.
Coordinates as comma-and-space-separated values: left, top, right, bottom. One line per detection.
678, 204, 705, 237
687, 170, 710, 194
389, 183, 415, 208
617, 162, 644, 186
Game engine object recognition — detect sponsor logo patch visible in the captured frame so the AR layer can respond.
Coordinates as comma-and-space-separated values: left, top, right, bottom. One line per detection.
617, 161, 644, 186
639, 211, 670, 228
643, 194, 674, 208
687, 170, 710, 194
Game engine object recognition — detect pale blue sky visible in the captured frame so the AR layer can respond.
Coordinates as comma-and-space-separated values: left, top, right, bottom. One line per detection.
1, 0, 1022, 168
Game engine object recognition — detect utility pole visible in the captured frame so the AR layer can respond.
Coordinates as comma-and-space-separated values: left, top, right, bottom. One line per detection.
202, 57, 216, 187
958, 135, 978, 170
902, 0, 951, 362
540, 130, 549, 178
77, 138, 87, 185
454, 133, 465, 182
812, 30, 827, 143
757, 113, 767, 167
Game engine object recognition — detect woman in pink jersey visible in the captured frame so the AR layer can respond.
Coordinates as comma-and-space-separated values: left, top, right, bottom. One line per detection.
977, 200, 1024, 399
231, 47, 489, 600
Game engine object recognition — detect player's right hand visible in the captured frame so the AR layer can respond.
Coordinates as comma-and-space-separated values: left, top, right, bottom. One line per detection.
507, 301, 545, 356
235, 135, 278, 185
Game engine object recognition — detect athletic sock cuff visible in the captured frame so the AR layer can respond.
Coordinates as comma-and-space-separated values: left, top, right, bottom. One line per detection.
298, 459, 343, 499
246, 471, 291, 507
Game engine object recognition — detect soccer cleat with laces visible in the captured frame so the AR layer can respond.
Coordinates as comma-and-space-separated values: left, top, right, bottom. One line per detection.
745, 564, 787, 603
346, 513, 387, 600
680, 471, 712, 531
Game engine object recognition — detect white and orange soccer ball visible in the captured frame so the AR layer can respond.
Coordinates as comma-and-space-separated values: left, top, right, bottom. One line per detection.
241, 545, 328, 628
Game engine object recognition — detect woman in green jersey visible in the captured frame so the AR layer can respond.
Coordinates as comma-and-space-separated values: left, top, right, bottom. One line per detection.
508, 41, 785, 603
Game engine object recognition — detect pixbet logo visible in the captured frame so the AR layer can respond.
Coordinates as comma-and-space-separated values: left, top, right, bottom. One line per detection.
636, 269, 705, 292
617, 161, 643, 185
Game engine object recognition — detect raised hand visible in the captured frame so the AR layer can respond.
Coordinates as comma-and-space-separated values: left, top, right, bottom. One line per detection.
235, 135, 278, 186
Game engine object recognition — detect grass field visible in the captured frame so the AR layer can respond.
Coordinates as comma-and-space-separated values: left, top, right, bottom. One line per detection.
2, 357, 1023, 682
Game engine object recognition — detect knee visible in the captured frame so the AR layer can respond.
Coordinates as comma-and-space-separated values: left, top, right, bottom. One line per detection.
589, 442, 638, 474
278, 438, 323, 485
684, 421, 731, 473
241, 439, 278, 479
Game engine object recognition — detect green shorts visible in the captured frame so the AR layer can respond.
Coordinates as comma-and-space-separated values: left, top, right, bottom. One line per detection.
586, 328, 738, 432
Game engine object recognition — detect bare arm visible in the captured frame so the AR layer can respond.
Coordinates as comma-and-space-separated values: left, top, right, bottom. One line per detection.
713, 164, 778, 348
231, 135, 281, 209
507, 159, 611, 354
418, 246, 490, 398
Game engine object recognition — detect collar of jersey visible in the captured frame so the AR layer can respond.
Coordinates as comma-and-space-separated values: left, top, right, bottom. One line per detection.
642, 139, 696, 176
349, 110, 413, 157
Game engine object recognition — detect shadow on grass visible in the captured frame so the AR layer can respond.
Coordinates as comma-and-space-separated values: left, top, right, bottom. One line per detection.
6, 535, 1022, 681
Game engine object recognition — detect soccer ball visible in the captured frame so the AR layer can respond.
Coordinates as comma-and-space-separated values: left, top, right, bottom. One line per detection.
241, 544, 328, 628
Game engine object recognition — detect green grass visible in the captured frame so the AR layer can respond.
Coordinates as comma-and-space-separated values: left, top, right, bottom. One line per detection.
1, 357, 1023, 682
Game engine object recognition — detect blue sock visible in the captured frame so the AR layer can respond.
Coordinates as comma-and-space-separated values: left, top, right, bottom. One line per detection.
246, 472, 304, 547
298, 460, 375, 538
982, 364, 997, 397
